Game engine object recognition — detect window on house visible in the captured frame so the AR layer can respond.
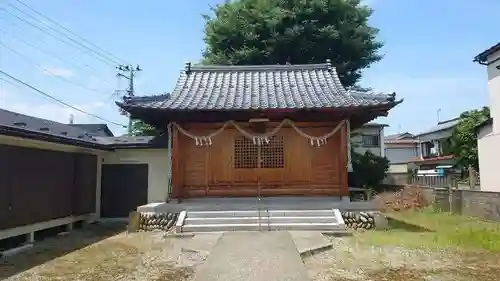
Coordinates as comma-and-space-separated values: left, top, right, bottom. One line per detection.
361, 135, 380, 147
233, 136, 284, 169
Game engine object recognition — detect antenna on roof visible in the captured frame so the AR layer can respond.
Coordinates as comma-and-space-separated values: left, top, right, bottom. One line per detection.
69, 114, 74, 124
437, 108, 441, 123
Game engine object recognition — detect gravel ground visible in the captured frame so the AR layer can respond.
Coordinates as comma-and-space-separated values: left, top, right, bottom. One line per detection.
0, 223, 194, 281
303, 235, 500, 281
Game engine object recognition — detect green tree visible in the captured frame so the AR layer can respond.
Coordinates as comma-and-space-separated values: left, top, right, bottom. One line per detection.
202, 0, 382, 87
451, 107, 490, 171
351, 150, 389, 192
130, 120, 158, 136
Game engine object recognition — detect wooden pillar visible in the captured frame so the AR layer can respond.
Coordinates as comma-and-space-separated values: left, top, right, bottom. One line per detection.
346, 119, 352, 172
171, 126, 182, 200
339, 121, 349, 197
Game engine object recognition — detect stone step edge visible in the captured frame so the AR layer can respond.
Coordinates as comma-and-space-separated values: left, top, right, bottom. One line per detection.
183, 222, 342, 228
186, 210, 336, 218
184, 216, 338, 221
187, 210, 335, 214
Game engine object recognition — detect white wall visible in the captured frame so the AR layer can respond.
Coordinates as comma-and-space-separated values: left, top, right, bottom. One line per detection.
487, 51, 500, 133
388, 163, 409, 174
103, 148, 169, 203
385, 145, 418, 163
478, 48, 500, 192
478, 131, 500, 192
351, 126, 384, 157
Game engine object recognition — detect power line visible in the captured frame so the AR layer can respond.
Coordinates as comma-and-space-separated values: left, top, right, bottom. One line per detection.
0, 27, 114, 87
10, 0, 128, 65
0, 70, 127, 127
5, 3, 122, 66
0, 8, 116, 67
0, 41, 106, 93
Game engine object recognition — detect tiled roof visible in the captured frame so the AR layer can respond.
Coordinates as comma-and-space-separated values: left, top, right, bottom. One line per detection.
0, 108, 166, 149
416, 118, 460, 137
119, 61, 399, 111
0, 108, 100, 143
70, 124, 114, 137
385, 132, 414, 141
94, 135, 168, 148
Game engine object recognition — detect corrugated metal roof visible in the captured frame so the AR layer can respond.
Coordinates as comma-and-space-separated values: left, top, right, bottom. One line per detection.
119, 61, 399, 111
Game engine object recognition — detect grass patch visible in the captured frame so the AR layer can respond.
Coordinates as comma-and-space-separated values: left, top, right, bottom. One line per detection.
358, 207, 500, 252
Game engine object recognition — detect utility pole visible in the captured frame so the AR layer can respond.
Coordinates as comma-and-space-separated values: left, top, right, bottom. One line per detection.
117, 64, 142, 135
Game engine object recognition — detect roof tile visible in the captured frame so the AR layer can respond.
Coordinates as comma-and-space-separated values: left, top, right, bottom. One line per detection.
119, 62, 399, 111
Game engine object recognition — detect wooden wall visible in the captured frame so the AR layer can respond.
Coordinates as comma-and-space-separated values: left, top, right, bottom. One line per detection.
0, 145, 97, 231
171, 122, 348, 198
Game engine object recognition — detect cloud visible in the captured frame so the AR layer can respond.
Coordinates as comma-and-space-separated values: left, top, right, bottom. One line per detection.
43, 67, 75, 78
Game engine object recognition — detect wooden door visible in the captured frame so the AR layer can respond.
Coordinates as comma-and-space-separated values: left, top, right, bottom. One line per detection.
100, 164, 148, 218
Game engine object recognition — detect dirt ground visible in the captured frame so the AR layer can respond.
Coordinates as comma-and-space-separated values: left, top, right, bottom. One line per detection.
0, 223, 193, 281
2, 220, 500, 281
304, 235, 500, 281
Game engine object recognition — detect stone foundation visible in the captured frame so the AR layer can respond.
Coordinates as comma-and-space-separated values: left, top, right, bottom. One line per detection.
341, 211, 388, 230
138, 212, 179, 231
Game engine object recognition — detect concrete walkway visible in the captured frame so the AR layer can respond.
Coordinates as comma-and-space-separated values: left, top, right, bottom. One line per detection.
193, 231, 309, 281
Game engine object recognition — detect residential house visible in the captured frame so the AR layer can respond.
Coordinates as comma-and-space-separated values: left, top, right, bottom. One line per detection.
0, 108, 169, 244
351, 123, 387, 157
413, 117, 459, 170
474, 42, 500, 192
383, 132, 418, 185
384, 132, 418, 167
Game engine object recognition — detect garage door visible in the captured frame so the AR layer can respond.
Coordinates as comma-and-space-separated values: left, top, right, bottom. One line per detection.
100, 164, 148, 218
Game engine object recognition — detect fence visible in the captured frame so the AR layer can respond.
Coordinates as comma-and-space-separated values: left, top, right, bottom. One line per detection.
407, 175, 458, 189
408, 185, 500, 222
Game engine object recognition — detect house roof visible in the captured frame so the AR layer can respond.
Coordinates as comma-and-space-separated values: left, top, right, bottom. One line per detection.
362, 123, 388, 128
474, 42, 500, 64
0, 108, 100, 144
70, 123, 114, 137
385, 132, 414, 141
94, 135, 168, 149
0, 108, 165, 150
415, 118, 460, 137
384, 132, 417, 144
118, 61, 401, 112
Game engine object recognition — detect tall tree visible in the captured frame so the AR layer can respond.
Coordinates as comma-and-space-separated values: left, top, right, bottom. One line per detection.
202, 0, 382, 87
451, 106, 490, 171
130, 120, 157, 136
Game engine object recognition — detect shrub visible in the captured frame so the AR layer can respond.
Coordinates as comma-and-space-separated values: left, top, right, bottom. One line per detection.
351, 150, 389, 193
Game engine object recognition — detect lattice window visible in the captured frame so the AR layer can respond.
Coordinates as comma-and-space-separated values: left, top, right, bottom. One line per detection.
234, 137, 258, 169
261, 136, 284, 168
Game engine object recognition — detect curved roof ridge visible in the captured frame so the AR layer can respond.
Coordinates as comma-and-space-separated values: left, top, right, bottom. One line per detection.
124, 93, 170, 103
188, 63, 330, 72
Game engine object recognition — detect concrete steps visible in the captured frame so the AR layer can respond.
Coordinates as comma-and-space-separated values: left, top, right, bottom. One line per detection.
177, 209, 346, 233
